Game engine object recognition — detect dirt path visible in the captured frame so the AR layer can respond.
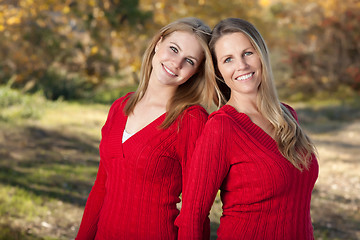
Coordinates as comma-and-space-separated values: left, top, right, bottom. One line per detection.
310, 120, 360, 239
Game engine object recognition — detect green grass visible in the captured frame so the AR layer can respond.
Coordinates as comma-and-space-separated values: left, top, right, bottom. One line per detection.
0, 224, 46, 240
0, 85, 359, 239
0, 85, 110, 239
0, 85, 46, 121
0, 184, 48, 222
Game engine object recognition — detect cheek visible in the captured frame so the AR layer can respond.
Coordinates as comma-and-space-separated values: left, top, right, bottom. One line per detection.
183, 68, 197, 80
217, 64, 224, 76
218, 65, 231, 79
151, 54, 158, 69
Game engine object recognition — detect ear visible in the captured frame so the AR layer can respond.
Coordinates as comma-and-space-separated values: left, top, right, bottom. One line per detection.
155, 36, 163, 53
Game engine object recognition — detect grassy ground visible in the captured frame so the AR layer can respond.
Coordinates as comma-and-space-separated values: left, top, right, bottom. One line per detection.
0, 89, 359, 239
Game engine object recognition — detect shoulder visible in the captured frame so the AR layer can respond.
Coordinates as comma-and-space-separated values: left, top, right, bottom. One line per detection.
104, 92, 134, 122
205, 106, 236, 133
181, 105, 209, 123
108, 92, 134, 112
281, 102, 299, 122
208, 106, 236, 124
114, 92, 134, 107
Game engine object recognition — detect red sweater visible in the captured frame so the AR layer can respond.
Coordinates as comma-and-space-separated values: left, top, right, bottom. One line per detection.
76, 93, 208, 240
176, 104, 319, 240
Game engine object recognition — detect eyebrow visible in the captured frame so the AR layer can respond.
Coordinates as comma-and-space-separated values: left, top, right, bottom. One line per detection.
170, 41, 199, 63
242, 46, 255, 52
218, 46, 254, 60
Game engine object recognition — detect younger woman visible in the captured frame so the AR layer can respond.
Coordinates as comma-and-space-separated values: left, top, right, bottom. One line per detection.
76, 17, 220, 240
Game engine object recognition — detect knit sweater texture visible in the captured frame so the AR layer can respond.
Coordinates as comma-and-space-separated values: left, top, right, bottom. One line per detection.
76, 93, 208, 240
176, 104, 319, 240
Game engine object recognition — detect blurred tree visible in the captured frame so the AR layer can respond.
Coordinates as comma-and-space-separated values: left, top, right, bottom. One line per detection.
1, 0, 357, 101
0, 0, 151, 100
269, 0, 360, 98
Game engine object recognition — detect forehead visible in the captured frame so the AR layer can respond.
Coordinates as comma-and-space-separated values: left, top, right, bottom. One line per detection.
163, 31, 205, 55
164, 31, 198, 43
215, 32, 253, 52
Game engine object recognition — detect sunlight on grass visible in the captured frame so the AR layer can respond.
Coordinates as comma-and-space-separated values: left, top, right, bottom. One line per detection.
1, 86, 358, 239
0, 86, 47, 122
0, 184, 48, 222
33, 164, 98, 182
36, 101, 109, 139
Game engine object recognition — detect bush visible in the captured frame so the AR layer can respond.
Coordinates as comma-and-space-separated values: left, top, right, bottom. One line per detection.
0, 85, 46, 121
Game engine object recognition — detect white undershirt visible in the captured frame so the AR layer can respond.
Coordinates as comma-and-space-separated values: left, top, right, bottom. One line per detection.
122, 129, 134, 143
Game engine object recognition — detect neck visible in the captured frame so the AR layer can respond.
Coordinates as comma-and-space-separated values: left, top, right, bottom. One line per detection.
227, 92, 259, 115
142, 72, 178, 108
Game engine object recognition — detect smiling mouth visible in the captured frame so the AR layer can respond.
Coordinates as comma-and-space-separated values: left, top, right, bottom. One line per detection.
163, 64, 177, 76
235, 72, 254, 81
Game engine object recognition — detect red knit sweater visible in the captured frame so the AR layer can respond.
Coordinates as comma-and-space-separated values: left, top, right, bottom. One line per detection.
76, 93, 208, 240
176, 104, 319, 240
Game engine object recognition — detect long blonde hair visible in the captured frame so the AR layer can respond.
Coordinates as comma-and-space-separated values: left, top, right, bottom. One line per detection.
210, 18, 317, 171
124, 17, 222, 128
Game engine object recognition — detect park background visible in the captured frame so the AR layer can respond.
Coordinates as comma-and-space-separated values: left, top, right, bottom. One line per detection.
0, 0, 359, 239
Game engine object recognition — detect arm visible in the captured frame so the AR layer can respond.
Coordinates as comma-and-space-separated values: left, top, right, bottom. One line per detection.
176, 115, 231, 240
76, 97, 124, 239
75, 160, 107, 240
177, 106, 208, 183
176, 106, 211, 239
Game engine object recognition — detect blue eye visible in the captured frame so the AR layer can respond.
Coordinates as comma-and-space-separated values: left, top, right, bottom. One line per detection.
244, 52, 253, 57
170, 46, 178, 53
186, 58, 194, 65
224, 57, 232, 63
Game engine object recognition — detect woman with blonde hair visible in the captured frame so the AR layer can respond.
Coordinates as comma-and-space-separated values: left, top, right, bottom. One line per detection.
76, 17, 220, 239
176, 18, 319, 239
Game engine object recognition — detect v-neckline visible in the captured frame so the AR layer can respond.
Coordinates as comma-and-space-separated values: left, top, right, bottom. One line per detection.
222, 104, 280, 156
121, 112, 167, 144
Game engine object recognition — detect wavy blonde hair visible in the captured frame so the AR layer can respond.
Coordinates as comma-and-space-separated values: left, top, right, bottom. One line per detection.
124, 17, 222, 128
210, 18, 317, 171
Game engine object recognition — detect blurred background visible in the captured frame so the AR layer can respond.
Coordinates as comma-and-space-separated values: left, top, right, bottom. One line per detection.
0, 0, 359, 239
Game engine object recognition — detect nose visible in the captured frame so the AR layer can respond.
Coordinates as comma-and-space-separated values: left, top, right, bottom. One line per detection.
237, 57, 249, 70
172, 56, 183, 69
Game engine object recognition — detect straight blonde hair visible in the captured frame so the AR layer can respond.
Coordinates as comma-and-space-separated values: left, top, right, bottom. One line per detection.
210, 18, 317, 171
124, 17, 222, 128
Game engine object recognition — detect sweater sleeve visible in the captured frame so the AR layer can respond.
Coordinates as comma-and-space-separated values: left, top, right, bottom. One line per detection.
75, 160, 107, 240
281, 102, 299, 122
177, 106, 208, 176
76, 97, 124, 240
175, 114, 231, 240
176, 106, 210, 239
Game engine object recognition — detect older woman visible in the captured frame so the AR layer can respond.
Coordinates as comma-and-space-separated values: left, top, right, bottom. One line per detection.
176, 18, 319, 240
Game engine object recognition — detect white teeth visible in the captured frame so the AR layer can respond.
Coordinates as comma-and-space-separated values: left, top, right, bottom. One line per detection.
236, 73, 253, 81
163, 65, 176, 76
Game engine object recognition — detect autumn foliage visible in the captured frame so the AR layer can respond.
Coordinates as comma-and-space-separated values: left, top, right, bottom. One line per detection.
0, 0, 358, 100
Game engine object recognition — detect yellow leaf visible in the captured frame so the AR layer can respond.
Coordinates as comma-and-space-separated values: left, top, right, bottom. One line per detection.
155, 2, 164, 9
259, 0, 270, 7
91, 46, 99, 55
89, 0, 96, 7
7, 16, 21, 25
0, 25, 4, 31
63, 6, 70, 14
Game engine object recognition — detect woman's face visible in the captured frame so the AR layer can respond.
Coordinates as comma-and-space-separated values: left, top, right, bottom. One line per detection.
151, 31, 205, 87
214, 32, 262, 97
